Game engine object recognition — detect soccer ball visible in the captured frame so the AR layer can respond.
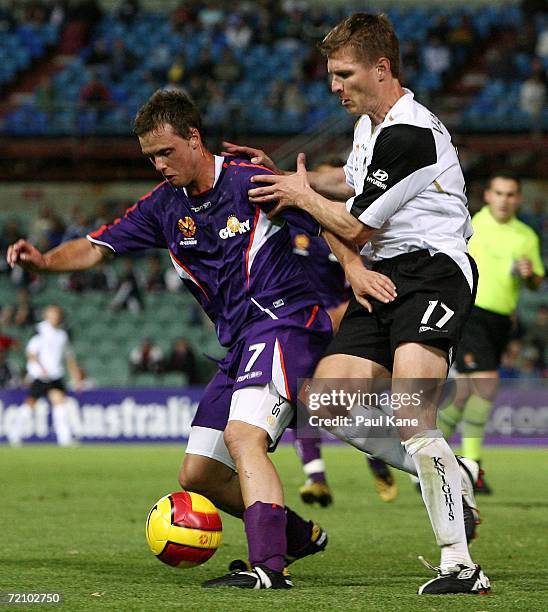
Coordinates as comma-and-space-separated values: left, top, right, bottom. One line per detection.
145, 491, 223, 568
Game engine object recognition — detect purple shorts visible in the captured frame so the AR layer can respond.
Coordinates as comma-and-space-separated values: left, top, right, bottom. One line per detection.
192, 305, 332, 431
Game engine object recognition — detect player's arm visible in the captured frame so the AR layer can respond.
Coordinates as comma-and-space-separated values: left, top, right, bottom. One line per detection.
26, 345, 48, 380
515, 232, 545, 290
223, 141, 353, 201
515, 259, 543, 290
344, 124, 439, 230
65, 347, 83, 391
249, 167, 322, 237
248, 166, 393, 305
222, 141, 284, 175
307, 166, 355, 201
249, 153, 373, 244
322, 230, 397, 312
7, 238, 109, 273
251, 124, 442, 242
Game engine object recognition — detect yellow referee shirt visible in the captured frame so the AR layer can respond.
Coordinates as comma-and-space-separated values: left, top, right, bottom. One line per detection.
468, 206, 545, 315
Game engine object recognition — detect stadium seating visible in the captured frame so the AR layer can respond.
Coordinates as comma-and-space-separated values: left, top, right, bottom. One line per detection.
1, 4, 545, 135
459, 10, 546, 131
0, 262, 224, 388
0, 22, 59, 89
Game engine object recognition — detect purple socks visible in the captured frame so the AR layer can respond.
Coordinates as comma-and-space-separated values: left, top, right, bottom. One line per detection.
285, 506, 313, 557
244, 501, 287, 572
243, 502, 313, 571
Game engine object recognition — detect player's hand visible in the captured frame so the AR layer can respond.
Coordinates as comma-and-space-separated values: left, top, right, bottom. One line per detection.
345, 260, 397, 313
250, 152, 312, 215
515, 258, 533, 279
221, 141, 283, 175
6, 239, 47, 272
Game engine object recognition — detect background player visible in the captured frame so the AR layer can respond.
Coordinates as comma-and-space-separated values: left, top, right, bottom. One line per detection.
7, 305, 81, 447
438, 171, 544, 493
245, 13, 490, 595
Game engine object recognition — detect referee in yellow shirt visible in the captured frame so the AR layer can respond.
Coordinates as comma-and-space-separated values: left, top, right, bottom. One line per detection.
439, 171, 545, 493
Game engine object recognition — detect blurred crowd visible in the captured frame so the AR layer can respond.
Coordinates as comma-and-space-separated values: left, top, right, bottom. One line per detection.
1, 0, 546, 134
129, 335, 200, 384
498, 305, 547, 380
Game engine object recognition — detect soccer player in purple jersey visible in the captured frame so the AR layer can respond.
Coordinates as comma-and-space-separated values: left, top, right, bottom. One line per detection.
7, 89, 371, 589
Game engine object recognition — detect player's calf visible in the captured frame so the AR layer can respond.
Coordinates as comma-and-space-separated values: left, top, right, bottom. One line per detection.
224, 388, 291, 578
179, 452, 244, 517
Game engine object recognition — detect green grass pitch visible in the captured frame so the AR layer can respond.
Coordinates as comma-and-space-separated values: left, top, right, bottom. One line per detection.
1, 444, 547, 611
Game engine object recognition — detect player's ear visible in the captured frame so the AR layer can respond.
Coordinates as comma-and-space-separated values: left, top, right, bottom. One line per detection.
376, 57, 390, 80
189, 129, 200, 149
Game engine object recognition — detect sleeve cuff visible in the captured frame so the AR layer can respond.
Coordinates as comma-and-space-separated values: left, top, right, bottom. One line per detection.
86, 234, 117, 253
356, 211, 383, 229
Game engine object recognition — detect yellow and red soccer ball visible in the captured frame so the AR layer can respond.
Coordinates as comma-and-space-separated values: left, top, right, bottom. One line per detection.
146, 491, 222, 568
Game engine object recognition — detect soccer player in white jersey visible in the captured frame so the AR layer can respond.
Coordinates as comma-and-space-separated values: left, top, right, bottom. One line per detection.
246, 13, 490, 595
8, 305, 81, 447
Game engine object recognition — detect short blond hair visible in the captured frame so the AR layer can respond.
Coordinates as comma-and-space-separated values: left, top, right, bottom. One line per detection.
319, 13, 400, 79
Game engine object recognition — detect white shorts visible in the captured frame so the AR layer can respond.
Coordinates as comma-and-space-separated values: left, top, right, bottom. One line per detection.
185, 382, 294, 470
186, 426, 236, 470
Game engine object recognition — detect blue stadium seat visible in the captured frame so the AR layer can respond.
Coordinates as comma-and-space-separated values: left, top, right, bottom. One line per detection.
2, 3, 545, 137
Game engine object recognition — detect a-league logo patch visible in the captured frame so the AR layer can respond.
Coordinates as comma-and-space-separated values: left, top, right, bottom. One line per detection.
178, 217, 196, 238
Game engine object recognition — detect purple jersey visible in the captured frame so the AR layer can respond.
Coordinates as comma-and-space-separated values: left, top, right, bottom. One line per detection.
193, 308, 332, 430
290, 229, 350, 310
88, 156, 322, 347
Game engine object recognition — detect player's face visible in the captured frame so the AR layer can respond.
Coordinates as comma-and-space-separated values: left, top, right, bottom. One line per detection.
45, 306, 63, 326
139, 123, 199, 187
484, 177, 522, 222
327, 48, 381, 116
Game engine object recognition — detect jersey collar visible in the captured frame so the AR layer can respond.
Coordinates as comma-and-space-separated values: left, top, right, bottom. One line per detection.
379, 88, 414, 129
479, 205, 517, 227
182, 155, 224, 198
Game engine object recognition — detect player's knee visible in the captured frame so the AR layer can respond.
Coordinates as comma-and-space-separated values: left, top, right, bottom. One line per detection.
224, 421, 268, 462
472, 378, 499, 401
178, 460, 211, 495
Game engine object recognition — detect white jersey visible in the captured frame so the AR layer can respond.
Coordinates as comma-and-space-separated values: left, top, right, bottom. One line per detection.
344, 89, 474, 290
26, 321, 71, 381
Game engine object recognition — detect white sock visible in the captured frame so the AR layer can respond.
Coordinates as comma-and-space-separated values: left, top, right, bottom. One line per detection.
404, 429, 473, 571
52, 403, 73, 446
329, 403, 417, 475
8, 404, 31, 446
303, 459, 326, 477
